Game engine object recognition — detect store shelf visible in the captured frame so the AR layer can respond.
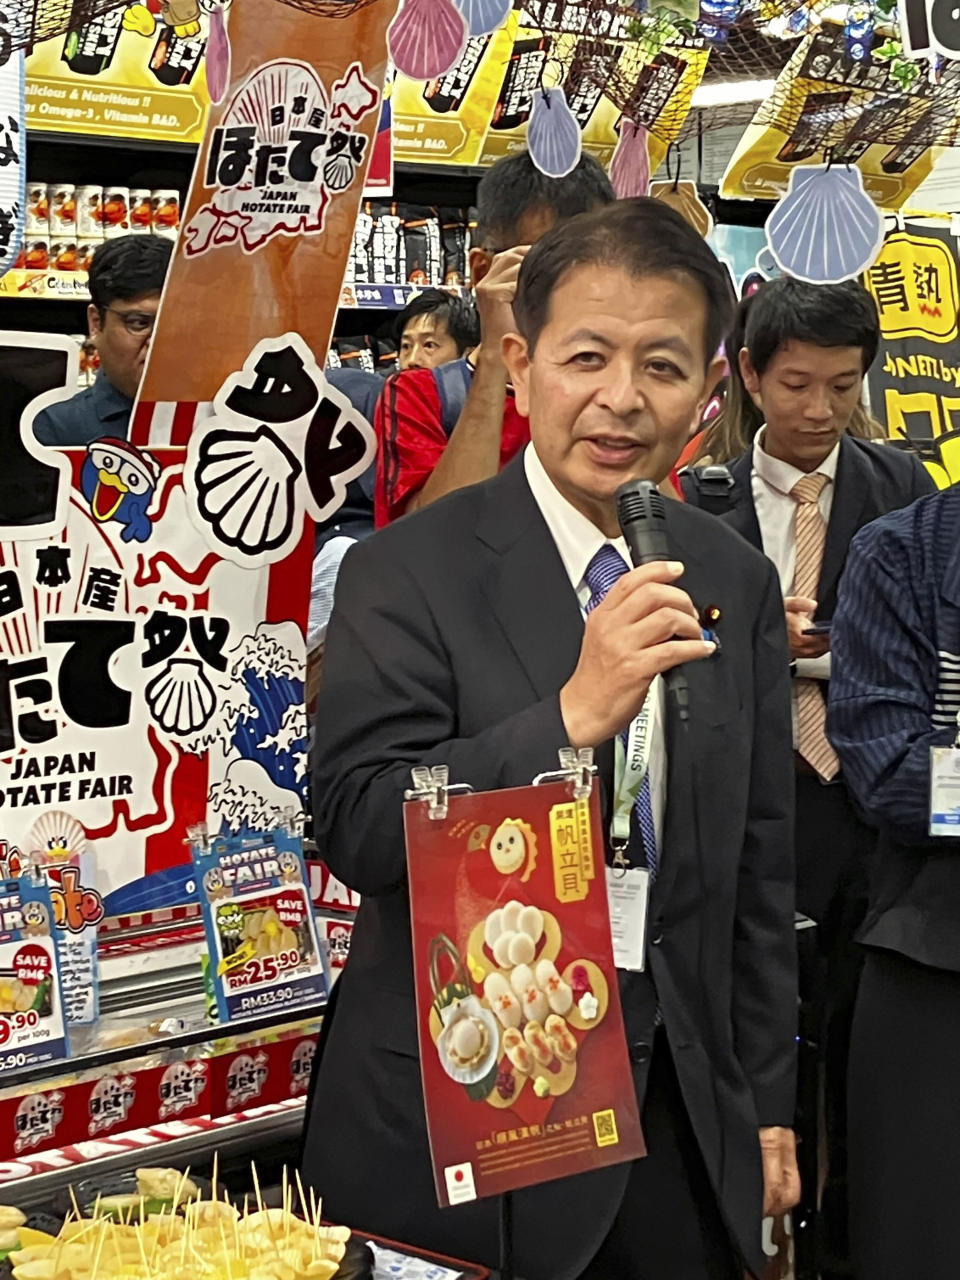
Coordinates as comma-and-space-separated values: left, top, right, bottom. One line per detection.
26, 129, 200, 157
339, 282, 467, 310
0, 267, 92, 301
0, 273, 467, 310
3, 1099, 306, 1201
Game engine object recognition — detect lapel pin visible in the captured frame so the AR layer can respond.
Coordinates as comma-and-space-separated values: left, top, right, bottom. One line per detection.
700, 604, 722, 652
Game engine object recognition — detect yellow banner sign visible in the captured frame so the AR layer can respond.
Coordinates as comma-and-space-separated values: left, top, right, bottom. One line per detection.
865, 221, 960, 487
721, 23, 949, 210
27, 4, 210, 144
550, 798, 595, 905
391, 10, 706, 172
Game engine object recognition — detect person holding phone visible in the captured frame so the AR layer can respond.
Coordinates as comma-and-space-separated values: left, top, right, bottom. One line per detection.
684, 276, 933, 1279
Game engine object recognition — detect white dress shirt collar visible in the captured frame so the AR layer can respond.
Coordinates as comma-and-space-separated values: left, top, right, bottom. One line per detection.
752, 426, 840, 497
523, 443, 630, 594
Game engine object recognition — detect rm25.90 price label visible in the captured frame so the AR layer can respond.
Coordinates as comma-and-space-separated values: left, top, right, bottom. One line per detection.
229, 948, 302, 990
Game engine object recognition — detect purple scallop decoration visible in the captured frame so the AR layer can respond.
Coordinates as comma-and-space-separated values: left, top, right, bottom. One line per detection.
206, 5, 230, 106
766, 164, 884, 284
458, 0, 511, 35
389, 0, 468, 81
527, 87, 582, 179
609, 119, 650, 198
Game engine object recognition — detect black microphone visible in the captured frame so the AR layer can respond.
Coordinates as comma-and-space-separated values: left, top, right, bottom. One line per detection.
616, 479, 690, 723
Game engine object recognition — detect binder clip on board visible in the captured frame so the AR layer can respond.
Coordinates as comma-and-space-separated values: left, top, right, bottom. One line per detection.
403, 749, 645, 1223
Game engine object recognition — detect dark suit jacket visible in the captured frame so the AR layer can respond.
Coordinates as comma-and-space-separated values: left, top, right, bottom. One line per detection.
686, 435, 933, 923
829, 487, 960, 974
302, 458, 797, 1280
700, 435, 934, 622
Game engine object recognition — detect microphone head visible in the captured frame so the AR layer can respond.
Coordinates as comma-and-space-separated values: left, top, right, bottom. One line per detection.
615, 479, 666, 531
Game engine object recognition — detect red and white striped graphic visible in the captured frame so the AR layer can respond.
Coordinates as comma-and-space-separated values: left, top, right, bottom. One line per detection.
131, 401, 214, 448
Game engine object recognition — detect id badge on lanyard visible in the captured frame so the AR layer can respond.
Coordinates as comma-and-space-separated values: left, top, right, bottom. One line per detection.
606, 689, 655, 971
930, 714, 960, 836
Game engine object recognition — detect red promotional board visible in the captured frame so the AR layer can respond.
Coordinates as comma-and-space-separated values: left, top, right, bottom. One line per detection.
405, 779, 644, 1208
0, 1058, 210, 1158
0, 1027, 319, 1161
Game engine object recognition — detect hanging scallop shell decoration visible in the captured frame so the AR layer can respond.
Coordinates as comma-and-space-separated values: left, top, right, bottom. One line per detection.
388, 0, 468, 81
206, 4, 231, 106
28, 811, 89, 862
146, 660, 217, 736
457, 0, 511, 35
766, 164, 884, 284
609, 119, 650, 198
527, 87, 582, 179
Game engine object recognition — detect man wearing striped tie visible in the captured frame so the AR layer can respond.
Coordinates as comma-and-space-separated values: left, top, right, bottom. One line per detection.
305, 198, 800, 1280
686, 276, 933, 1280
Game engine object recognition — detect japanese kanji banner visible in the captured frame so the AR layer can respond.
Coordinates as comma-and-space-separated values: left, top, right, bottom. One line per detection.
0, 21, 24, 279
138, 0, 397, 408
865, 219, 960, 487
405, 779, 644, 1208
0, 0, 395, 918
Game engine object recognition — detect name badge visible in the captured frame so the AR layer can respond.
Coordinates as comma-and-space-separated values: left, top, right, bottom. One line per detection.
606, 865, 650, 971
930, 745, 960, 836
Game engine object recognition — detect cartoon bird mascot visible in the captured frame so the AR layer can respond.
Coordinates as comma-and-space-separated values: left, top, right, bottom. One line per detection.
81, 437, 161, 544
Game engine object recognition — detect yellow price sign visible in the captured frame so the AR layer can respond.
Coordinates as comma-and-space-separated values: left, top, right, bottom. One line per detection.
866, 231, 960, 345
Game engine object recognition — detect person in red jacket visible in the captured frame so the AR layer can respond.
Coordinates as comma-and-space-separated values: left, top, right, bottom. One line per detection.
374, 150, 614, 527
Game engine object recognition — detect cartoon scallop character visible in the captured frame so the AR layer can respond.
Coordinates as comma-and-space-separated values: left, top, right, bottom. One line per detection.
489, 821, 527, 875
81, 437, 160, 543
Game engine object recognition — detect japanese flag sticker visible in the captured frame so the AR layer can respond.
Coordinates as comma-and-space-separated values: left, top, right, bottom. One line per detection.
444, 1162, 477, 1205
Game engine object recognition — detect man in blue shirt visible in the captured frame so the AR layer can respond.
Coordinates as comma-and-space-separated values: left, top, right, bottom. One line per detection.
34, 235, 172, 447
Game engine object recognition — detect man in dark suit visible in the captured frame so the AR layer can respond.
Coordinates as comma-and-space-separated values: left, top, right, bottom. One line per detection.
302, 199, 799, 1280
685, 277, 934, 1278
828, 485, 960, 1280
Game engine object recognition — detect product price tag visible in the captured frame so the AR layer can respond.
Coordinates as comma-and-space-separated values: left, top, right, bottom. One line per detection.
930, 746, 960, 836
192, 829, 329, 1024
0, 875, 69, 1073
38, 851, 102, 1027
605, 866, 650, 972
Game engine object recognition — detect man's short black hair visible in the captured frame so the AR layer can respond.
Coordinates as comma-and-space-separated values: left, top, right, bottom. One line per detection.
393, 288, 480, 354
744, 277, 880, 375
88, 235, 173, 313
476, 150, 614, 250
513, 197, 734, 367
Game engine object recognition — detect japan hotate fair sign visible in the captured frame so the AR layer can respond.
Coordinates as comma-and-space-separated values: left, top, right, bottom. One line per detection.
0, 0, 395, 912
0, 333, 373, 907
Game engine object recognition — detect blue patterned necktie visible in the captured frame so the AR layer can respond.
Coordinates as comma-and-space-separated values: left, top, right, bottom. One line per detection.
583, 544, 659, 880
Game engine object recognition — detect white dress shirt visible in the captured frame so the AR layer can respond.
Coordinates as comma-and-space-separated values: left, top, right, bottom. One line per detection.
524, 443, 666, 847
751, 426, 836, 691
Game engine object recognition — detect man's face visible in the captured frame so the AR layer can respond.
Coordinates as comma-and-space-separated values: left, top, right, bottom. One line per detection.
468, 205, 560, 286
399, 313, 460, 371
88, 290, 160, 402
740, 339, 864, 472
503, 264, 723, 534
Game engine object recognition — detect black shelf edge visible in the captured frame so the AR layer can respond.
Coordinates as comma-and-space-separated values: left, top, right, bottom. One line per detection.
26, 129, 200, 156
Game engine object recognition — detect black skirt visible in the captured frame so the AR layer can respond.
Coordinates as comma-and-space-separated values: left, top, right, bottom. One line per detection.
849, 947, 960, 1280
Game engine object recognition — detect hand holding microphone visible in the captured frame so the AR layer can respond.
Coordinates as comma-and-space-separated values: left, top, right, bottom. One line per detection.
559, 480, 715, 750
